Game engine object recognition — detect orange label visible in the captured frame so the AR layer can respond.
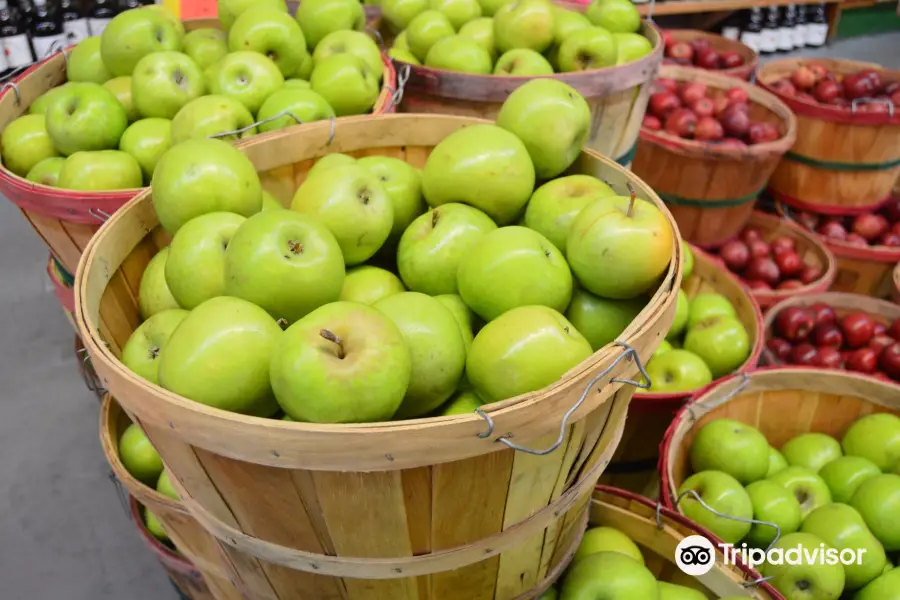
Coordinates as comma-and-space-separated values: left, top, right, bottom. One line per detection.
180, 0, 218, 19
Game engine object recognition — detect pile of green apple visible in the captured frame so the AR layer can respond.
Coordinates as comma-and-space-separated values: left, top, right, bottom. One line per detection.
0, 0, 386, 191
383, 0, 655, 75
120, 77, 674, 424
678, 413, 900, 599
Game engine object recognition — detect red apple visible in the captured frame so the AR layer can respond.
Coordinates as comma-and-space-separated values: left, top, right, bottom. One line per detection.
719, 240, 750, 271
797, 212, 820, 231
816, 346, 844, 369
667, 41, 694, 62
661, 30, 673, 47
766, 338, 793, 363
893, 222, 900, 236
721, 104, 751, 138
808, 64, 828, 82
657, 78, 678, 93
813, 79, 841, 103
888, 319, 900, 340
690, 97, 715, 118
713, 96, 731, 117
719, 52, 744, 69
745, 279, 772, 291
799, 265, 824, 284
770, 236, 796, 255
791, 343, 819, 366
845, 233, 869, 246
843, 72, 877, 100
642, 115, 662, 130
694, 116, 724, 142
869, 334, 896, 354
771, 79, 797, 97
665, 108, 697, 138
795, 92, 817, 104
885, 81, 900, 95
776, 306, 815, 342
749, 239, 771, 259
817, 221, 847, 241
748, 122, 780, 144
695, 49, 720, 70
874, 322, 887, 336
791, 66, 817, 90
882, 199, 900, 223
649, 91, 681, 118
741, 228, 763, 243
718, 137, 747, 149
777, 280, 804, 291
809, 303, 837, 327
879, 343, 900, 379
690, 38, 711, 54
745, 257, 780, 285
877, 232, 900, 247
860, 69, 882, 89
679, 82, 707, 105
774, 250, 803, 277
813, 324, 843, 347
852, 214, 889, 241
841, 312, 876, 348
846, 347, 878, 374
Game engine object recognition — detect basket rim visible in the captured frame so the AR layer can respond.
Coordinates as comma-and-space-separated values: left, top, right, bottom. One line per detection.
663, 29, 758, 79
127, 495, 198, 572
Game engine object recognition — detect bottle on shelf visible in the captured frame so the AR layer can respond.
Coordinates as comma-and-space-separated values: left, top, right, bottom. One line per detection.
16, 0, 33, 29
759, 6, 780, 54
87, 0, 116, 36
1, 0, 35, 73
792, 3, 807, 49
720, 10, 743, 41
29, 0, 67, 59
805, 2, 828, 48
739, 7, 763, 53
778, 6, 796, 53
61, 0, 90, 45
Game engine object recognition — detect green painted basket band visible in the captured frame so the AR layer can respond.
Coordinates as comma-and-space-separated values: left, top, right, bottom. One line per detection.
52, 256, 75, 287
658, 187, 764, 209
614, 142, 639, 167
784, 151, 900, 172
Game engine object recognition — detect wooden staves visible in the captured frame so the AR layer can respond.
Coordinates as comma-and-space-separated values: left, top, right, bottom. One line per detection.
76, 114, 681, 600
664, 30, 758, 81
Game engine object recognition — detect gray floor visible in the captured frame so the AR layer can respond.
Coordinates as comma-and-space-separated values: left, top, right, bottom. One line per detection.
1, 30, 898, 600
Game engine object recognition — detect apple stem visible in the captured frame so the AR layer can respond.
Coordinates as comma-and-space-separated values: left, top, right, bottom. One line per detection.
320, 329, 345, 359
626, 183, 637, 218
431, 209, 439, 228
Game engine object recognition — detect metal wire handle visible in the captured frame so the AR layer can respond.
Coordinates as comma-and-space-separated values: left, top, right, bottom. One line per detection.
108, 471, 131, 518
208, 109, 305, 140
685, 372, 751, 423
475, 341, 650, 456
851, 96, 895, 118
386, 63, 411, 112
88, 208, 113, 223
46, 40, 69, 64
645, 0, 657, 23
367, 27, 385, 51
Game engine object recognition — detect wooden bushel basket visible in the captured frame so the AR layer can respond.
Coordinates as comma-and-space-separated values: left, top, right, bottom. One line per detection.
664, 30, 758, 81
47, 254, 76, 331
758, 58, 900, 215
632, 65, 797, 248
101, 395, 251, 600
76, 114, 681, 600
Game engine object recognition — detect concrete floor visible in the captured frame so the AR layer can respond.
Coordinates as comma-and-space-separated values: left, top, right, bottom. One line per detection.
0, 30, 898, 600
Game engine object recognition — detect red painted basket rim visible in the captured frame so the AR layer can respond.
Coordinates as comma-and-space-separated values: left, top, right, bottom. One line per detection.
127, 495, 197, 574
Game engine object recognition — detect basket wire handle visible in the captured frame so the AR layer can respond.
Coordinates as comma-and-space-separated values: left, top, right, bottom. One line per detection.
88, 208, 113, 223
208, 109, 304, 140
685, 372, 750, 423
475, 341, 650, 456
46, 39, 69, 64
386, 63, 410, 112
1, 80, 21, 104
646, 0, 656, 23
76, 347, 108, 395
851, 97, 895, 118
108, 471, 131, 518
367, 27, 385, 51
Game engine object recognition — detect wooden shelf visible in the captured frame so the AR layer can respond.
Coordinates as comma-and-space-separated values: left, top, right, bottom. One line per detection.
637, 0, 842, 17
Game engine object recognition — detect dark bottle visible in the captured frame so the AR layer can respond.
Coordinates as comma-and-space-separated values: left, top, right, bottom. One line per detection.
1, 0, 35, 70
793, 3, 807, 49
739, 8, 763, 53
759, 6, 780, 54
720, 10, 743, 41
61, 0, 89, 45
16, 0, 33, 28
29, 0, 67, 59
87, 0, 116, 36
778, 6, 795, 52
805, 2, 828, 47
118, 0, 155, 8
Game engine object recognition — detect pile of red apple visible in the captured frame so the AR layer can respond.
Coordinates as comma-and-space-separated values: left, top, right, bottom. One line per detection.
643, 80, 780, 146
714, 226, 823, 292
790, 198, 900, 248
661, 32, 746, 71
768, 303, 900, 382
769, 63, 900, 110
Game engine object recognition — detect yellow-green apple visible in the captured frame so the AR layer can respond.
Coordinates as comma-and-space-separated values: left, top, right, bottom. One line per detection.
457, 226, 573, 321
654, 339, 673, 357
131, 51, 205, 120
0, 114, 59, 177
496, 79, 589, 179
182, 28, 227, 70
26, 157, 65, 186
256, 88, 336, 132
683, 315, 749, 378
310, 54, 380, 116
744, 480, 803, 548
100, 8, 181, 77
121, 309, 190, 384
394, 30, 411, 50
566, 195, 673, 299
57, 150, 143, 190
552, 6, 591, 44
565, 288, 643, 351
271, 301, 411, 422
224, 210, 345, 324
261, 190, 284, 211
382, 0, 428, 31
436, 293, 475, 350
493, 0, 554, 53
283, 78, 312, 89
768, 446, 789, 477
228, 8, 308, 78
760, 532, 846, 600
585, 0, 641, 33
45, 82, 127, 155
477, 0, 509, 16
645, 349, 712, 393
159, 296, 282, 416
157, 470, 177, 500
842, 413, 900, 472
218, 0, 287, 31
467, 305, 591, 402
103, 76, 140, 122
118, 423, 163, 484
458, 17, 495, 59
389, 48, 420, 64
207, 51, 285, 114
558, 27, 618, 71
682, 241, 694, 278
819, 456, 881, 503
340, 266, 405, 305
851, 474, 900, 551
657, 582, 706, 600
560, 551, 660, 600
151, 137, 262, 234
801, 503, 887, 590
430, 0, 482, 30
426, 35, 493, 74
615, 32, 653, 64
138, 247, 180, 319
143, 4, 186, 42
406, 10, 456, 62
290, 163, 393, 265
768, 466, 833, 518
67, 36, 112, 83
28, 85, 70, 116
374, 292, 467, 417
573, 526, 644, 564
855, 567, 900, 600
298, 54, 314, 79
118, 118, 172, 183
690, 418, 769, 484
295, 0, 366, 49
438, 389, 482, 415
667, 289, 689, 340
494, 48, 554, 74
687, 293, 735, 329
170, 95, 257, 143
307, 153, 358, 177
422, 124, 535, 225
781, 433, 842, 473
144, 508, 168, 541
524, 175, 616, 253
678, 470, 753, 543
356, 156, 426, 240
313, 30, 384, 80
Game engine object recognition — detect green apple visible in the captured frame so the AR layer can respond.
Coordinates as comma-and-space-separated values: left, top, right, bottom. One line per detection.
426, 35, 493, 74
57, 150, 142, 190
552, 6, 592, 44
118, 118, 172, 183
143, 5, 186, 43
615, 32, 653, 65
103, 76, 140, 122
100, 8, 181, 77
340, 266, 405, 305
855, 568, 900, 600
768, 446, 789, 477
28, 85, 70, 116
678, 470, 753, 543
781, 433, 842, 473
566, 195, 674, 299
644, 349, 712, 394
118, 423, 163, 484
406, 10, 456, 63
271, 301, 411, 422
801, 502, 887, 590
159, 296, 281, 416
683, 316, 749, 379
290, 163, 393, 265
295, 0, 366, 49
690, 418, 769, 484
374, 292, 467, 418
382, 0, 428, 31
745, 480, 802, 548
438, 389, 482, 415
493, 0, 554, 53
458, 17, 495, 59
565, 288, 643, 352
229, 8, 309, 78
654, 339, 673, 357
151, 137, 262, 234
138, 247, 180, 319
218, 0, 288, 31
283, 78, 312, 89
560, 552, 659, 600
144, 508, 169, 541
682, 241, 694, 278
310, 54, 380, 117
768, 466, 833, 518
132, 51, 205, 119
760, 532, 846, 600
224, 210, 345, 324
256, 88, 336, 133
558, 27, 618, 71
389, 48, 420, 64
687, 293, 735, 330
523, 175, 615, 254
307, 153, 357, 178
45, 82, 127, 155
436, 294, 475, 350
819, 456, 881, 504
157, 470, 178, 500
573, 526, 643, 564
356, 156, 426, 240
467, 305, 592, 402
122, 309, 190, 384
25, 156, 65, 186
422, 124, 535, 225
394, 31, 411, 51
851, 474, 900, 551
182, 28, 228, 70
430, 0, 482, 30
170, 95, 257, 144
457, 226, 573, 321
477, 0, 509, 16
586, 0, 641, 33
667, 289, 689, 340
0, 114, 59, 177
842, 413, 900, 472
657, 582, 705, 600
67, 36, 112, 83
207, 51, 285, 114
494, 48, 553, 75
314, 30, 384, 80
261, 190, 284, 211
